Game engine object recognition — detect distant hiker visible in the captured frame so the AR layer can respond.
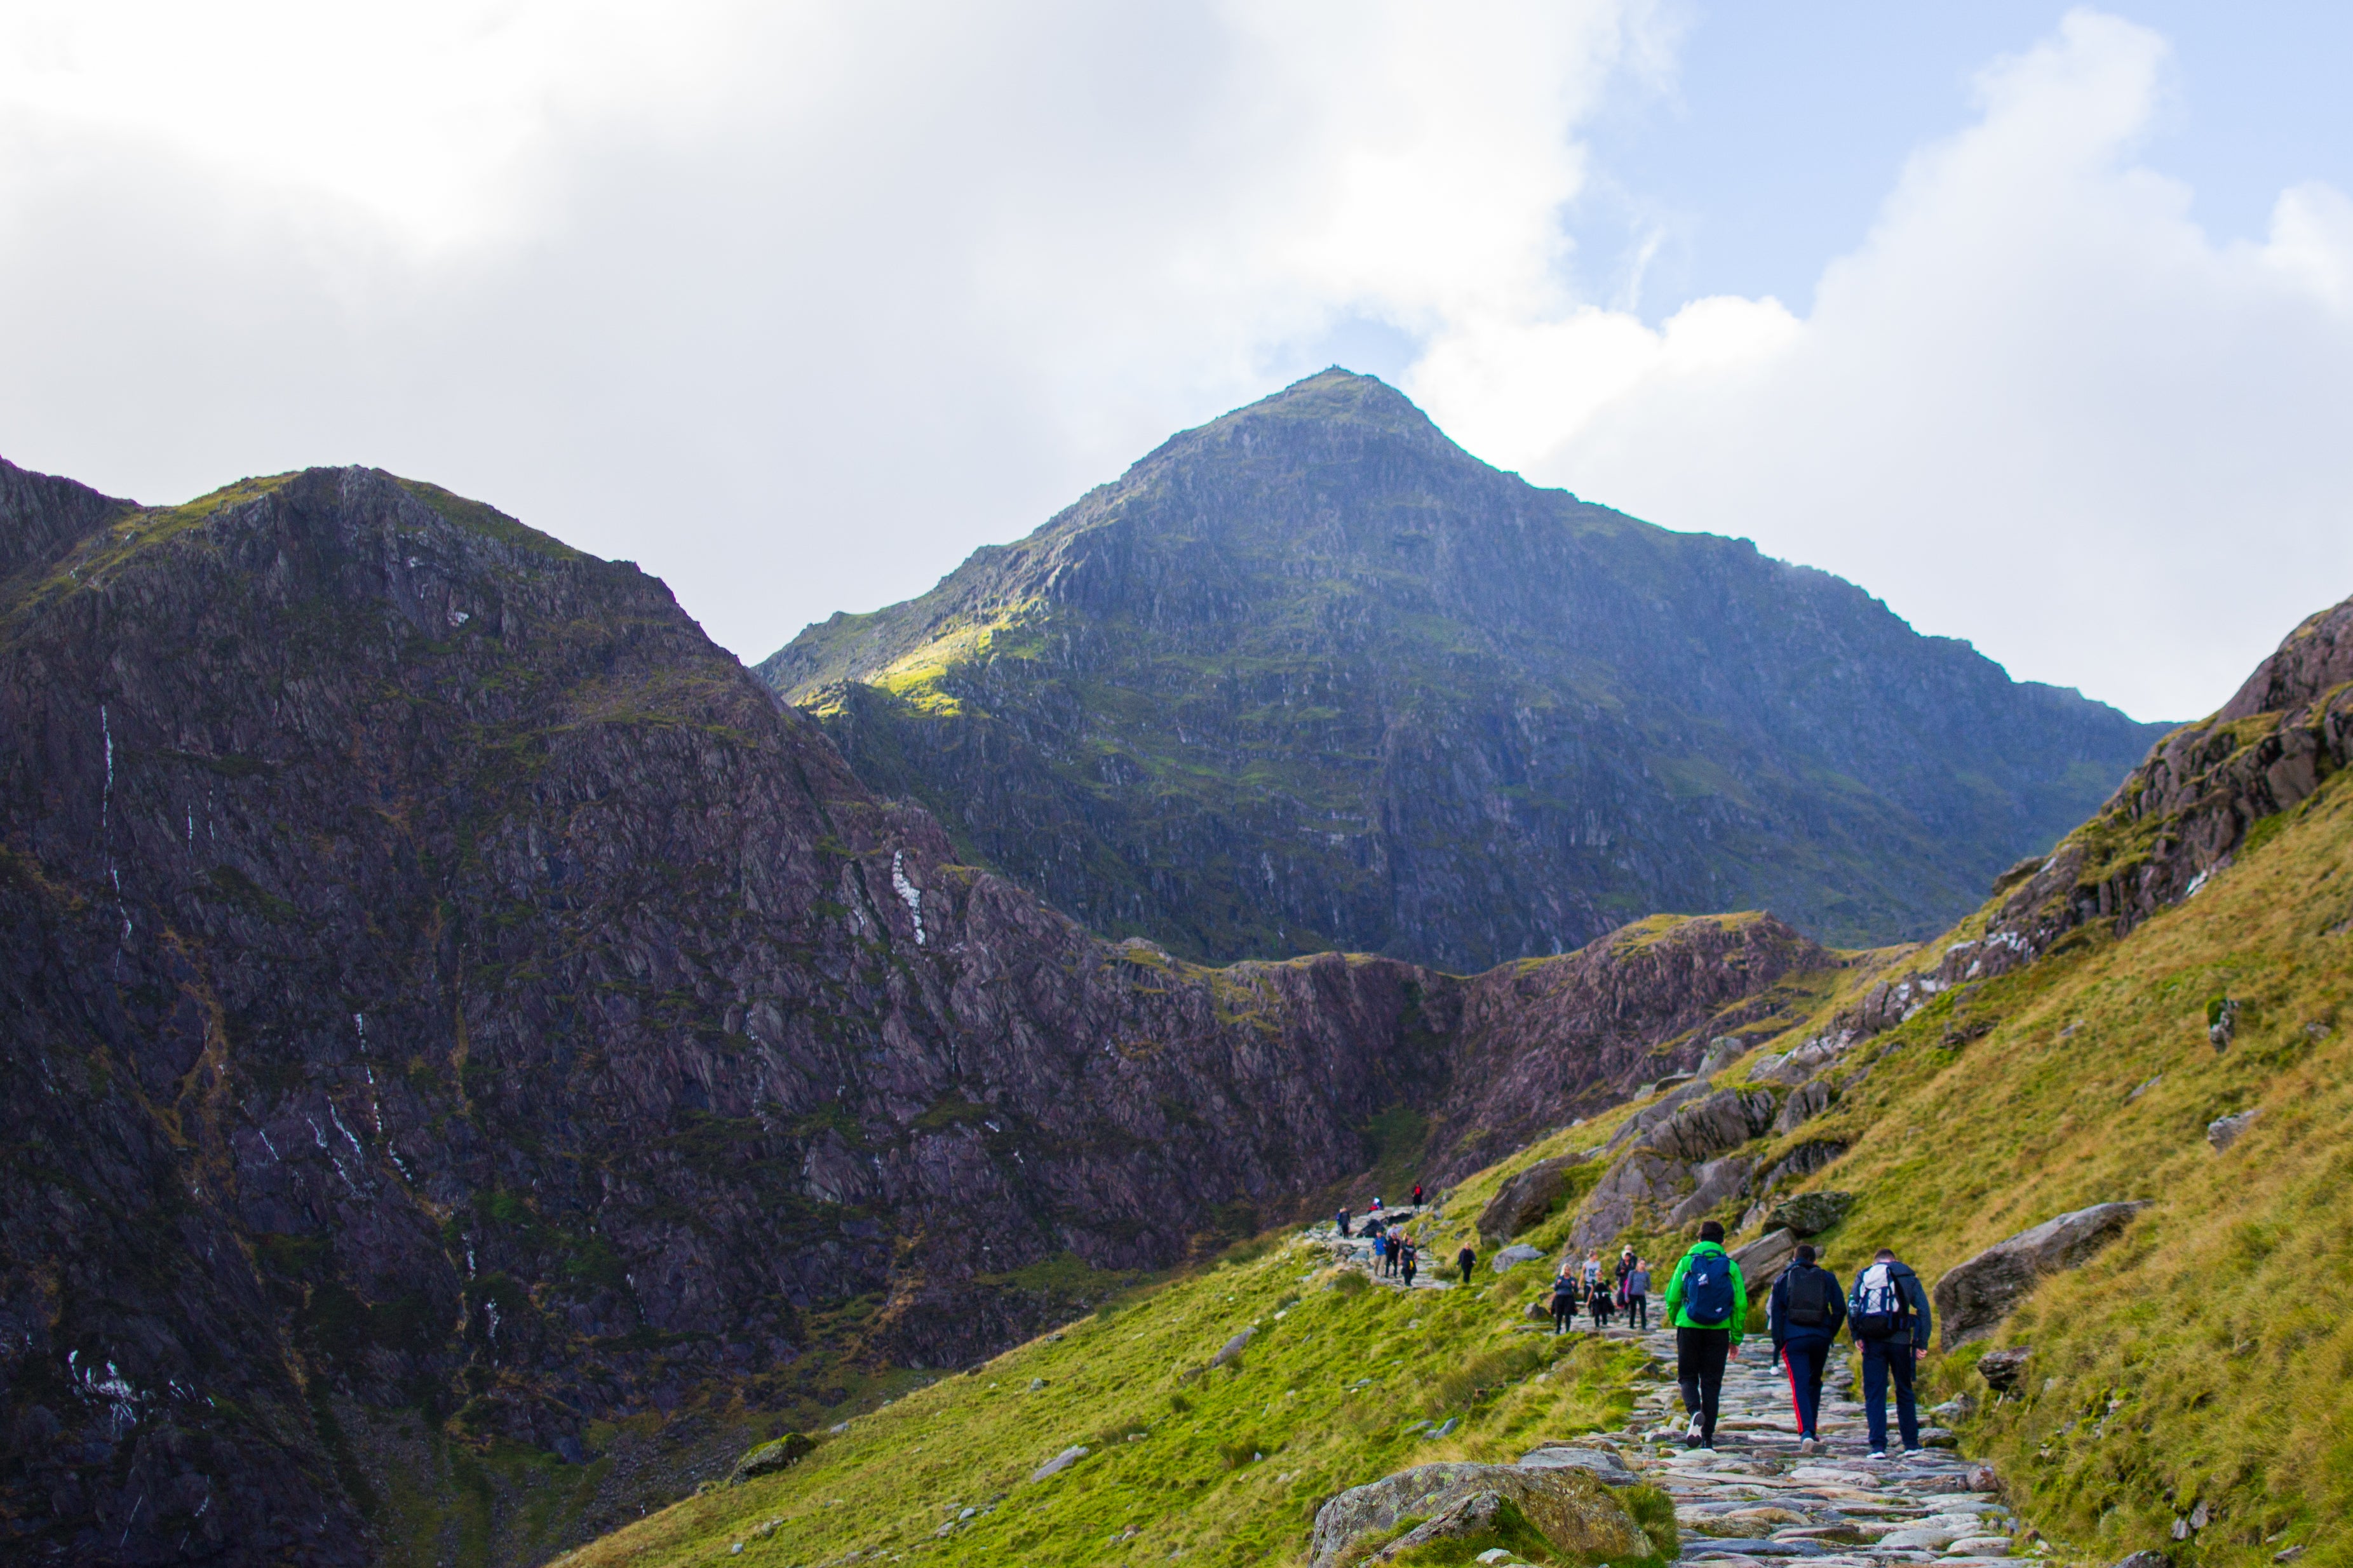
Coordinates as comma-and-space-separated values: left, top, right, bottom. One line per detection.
1589, 1277, 1614, 1329
1551, 1269, 1579, 1334
1664, 1221, 1747, 1450
1769, 1243, 1847, 1455
1625, 1258, 1652, 1330
1378, 1233, 1395, 1277
1412, 1183, 1425, 1208
1337, 1207, 1352, 1238
1615, 1246, 1636, 1297
1400, 1238, 1418, 1287
1372, 1196, 1384, 1213
1457, 1243, 1476, 1285
1849, 1247, 1933, 1458
1582, 1250, 1602, 1290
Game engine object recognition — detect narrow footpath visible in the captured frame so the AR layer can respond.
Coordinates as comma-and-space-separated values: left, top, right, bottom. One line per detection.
1313, 1215, 2030, 1565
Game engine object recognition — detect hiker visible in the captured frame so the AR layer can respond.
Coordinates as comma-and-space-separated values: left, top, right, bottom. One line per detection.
1663, 1221, 1747, 1449
1412, 1183, 1425, 1208
1337, 1207, 1352, 1238
1769, 1243, 1847, 1455
1582, 1250, 1602, 1291
1371, 1196, 1384, 1213
1456, 1242, 1476, 1285
1589, 1275, 1613, 1329
1400, 1238, 1418, 1287
1551, 1268, 1579, 1334
1849, 1247, 1934, 1459
1615, 1246, 1636, 1299
1379, 1232, 1395, 1277
1625, 1257, 1652, 1330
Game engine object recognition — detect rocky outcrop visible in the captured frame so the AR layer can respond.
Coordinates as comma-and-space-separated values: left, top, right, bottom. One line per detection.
1731, 1229, 1800, 1297
1567, 1153, 1690, 1252
1640, 1089, 1779, 1163
1933, 1203, 2153, 1349
764, 370, 2165, 972
1477, 1154, 1584, 1242
1305, 1461, 1647, 1568
1765, 1191, 1854, 1238
1666, 1156, 1753, 1228
2208, 1109, 2259, 1152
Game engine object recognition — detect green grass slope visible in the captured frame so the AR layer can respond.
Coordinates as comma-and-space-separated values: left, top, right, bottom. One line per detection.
550, 1109, 1674, 1568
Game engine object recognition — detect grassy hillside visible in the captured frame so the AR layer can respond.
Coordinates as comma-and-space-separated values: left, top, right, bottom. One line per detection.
549, 1111, 1671, 1568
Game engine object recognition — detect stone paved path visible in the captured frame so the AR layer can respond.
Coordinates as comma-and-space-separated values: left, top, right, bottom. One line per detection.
1307, 1215, 2031, 1565
1615, 1320, 2026, 1567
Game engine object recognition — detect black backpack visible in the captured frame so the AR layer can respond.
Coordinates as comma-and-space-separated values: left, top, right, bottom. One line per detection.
1786, 1265, 1835, 1327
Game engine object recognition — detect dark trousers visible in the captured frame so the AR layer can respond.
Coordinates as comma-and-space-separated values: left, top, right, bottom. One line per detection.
1676, 1327, 1731, 1443
1628, 1293, 1648, 1330
1553, 1300, 1574, 1331
1403, 1263, 1416, 1286
1861, 1339, 1920, 1452
1780, 1340, 1830, 1439
1460, 1260, 1473, 1285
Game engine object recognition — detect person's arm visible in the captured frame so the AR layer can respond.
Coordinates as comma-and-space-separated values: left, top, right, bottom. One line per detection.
1826, 1271, 1848, 1340
1662, 1255, 1688, 1320
1727, 1257, 1748, 1346
1767, 1272, 1786, 1351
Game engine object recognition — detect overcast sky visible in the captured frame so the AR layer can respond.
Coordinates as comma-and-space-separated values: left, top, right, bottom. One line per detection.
4, 3, 2349, 721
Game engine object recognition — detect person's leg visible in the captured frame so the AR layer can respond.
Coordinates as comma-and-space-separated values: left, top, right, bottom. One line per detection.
1861, 1341, 1890, 1453
1804, 1346, 1829, 1439
1633, 1294, 1647, 1330
1676, 1327, 1706, 1437
1891, 1346, 1920, 1449
1697, 1330, 1729, 1444
1786, 1343, 1824, 1438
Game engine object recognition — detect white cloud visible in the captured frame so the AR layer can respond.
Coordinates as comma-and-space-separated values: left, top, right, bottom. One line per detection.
1409, 10, 2353, 720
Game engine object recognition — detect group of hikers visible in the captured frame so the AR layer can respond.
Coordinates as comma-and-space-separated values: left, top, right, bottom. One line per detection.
1661, 1220, 1934, 1459
1547, 1248, 1653, 1331
1340, 1194, 1929, 1460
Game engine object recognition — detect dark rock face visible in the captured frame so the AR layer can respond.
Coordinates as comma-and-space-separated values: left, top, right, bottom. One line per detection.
761, 369, 2168, 972
1765, 1191, 1854, 1238
1476, 1155, 1584, 1243
0, 459, 1837, 1564
1932, 1203, 2152, 1350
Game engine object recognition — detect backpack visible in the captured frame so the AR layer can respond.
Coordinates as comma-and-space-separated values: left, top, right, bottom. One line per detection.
1849, 1261, 1913, 1341
1786, 1264, 1834, 1328
1683, 1249, 1736, 1325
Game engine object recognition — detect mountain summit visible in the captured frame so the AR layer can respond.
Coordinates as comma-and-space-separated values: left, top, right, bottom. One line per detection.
762, 369, 2168, 969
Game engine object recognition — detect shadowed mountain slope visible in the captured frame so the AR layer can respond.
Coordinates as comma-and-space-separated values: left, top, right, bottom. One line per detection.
0, 458, 1840, 1565
761, 369, 2168, 972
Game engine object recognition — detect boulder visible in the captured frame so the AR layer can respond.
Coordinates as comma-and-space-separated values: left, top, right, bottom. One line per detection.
1975, 1347, 2032, 1395
1478, 1155, 1586, 1242
1699, 1037, 1748, 1078
1765, 1191, 1853, 1238
1305, 1461, 1648, 1568
1934, 1202, 2152, 1349
1030, 1444, 1088, 1482
1601, 1078, 1720, 1155
1758, 1141, 1848, 1194
1773, 1080, 1837, 1134
1211, 1327, 1255, 1367
729, 1433, 814, 1484
1517, 1445, 1637, 1487
1752, 1030, 1857, 1086
1667, 1156, 1754, 1227
2110, 1553, 2169, 1568
1492, 1243, 1544, 1273
1730, 1228, 1800, 1298
1642, 1089, 1780, 1163
1568, 1152, 1689, 1252
2208, 1109, 2258, 1152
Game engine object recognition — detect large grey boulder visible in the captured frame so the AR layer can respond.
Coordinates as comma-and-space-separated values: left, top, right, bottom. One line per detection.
1306, 1461, 1648, 1568
1492, 1243, 1544, 1273
1030, 1444, 1089, 1482
1567, 1151, 1689, 1252
1765, 1191, 1853, 1238
729, 1432, 814, 1484
1667, 1156, 1753, 1228
1933, 1202, 2152, 1349
1478, 1154, 1586, 1242
1731, 1228, 1800, 1298
1773, 1079, 1837, 1134
1642, 1089, 1779, 1163
2207, 1109, 2258, 1152
1518, 1444, 1638, 1486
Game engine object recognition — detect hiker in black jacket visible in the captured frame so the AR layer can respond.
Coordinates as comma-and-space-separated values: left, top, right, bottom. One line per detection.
1848, 1246, 1934, 1458
1768, 1243, 1846, 1454
1456, 1243, 1476, 1285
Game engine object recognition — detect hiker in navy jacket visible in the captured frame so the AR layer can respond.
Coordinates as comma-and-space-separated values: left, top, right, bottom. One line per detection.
1767, 1243, 1846, 1454
1849, 1247, 1934, 1457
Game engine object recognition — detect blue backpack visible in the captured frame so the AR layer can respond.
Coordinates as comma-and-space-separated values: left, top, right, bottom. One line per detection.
1683, 1249, 1736, 1325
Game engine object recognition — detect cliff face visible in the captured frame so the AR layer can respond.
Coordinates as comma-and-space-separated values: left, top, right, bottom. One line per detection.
0, 460, 1835, 1565
761, 370, 2168, 972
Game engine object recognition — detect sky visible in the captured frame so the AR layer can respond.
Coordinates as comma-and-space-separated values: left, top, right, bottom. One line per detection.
2, 3, 2349, 721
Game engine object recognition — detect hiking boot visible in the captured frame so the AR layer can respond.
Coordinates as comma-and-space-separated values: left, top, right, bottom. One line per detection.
1685, 1411, 1706, 1442
1866, 1449, 1887, 1461
1797, 1437, 1818, 1456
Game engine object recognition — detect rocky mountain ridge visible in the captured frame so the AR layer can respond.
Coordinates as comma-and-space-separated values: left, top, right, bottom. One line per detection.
0, 457, 1846, 1565
763, 369, 2169, 971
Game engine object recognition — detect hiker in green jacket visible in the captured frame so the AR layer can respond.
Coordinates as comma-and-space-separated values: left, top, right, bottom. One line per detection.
1662, 1221, 1746, 1449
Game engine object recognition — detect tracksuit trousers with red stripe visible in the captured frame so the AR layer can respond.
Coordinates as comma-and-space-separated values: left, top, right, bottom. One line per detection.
1778, 1336, 1832, 1440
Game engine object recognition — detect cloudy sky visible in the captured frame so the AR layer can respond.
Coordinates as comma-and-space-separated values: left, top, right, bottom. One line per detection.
3, 2, 2349, 721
